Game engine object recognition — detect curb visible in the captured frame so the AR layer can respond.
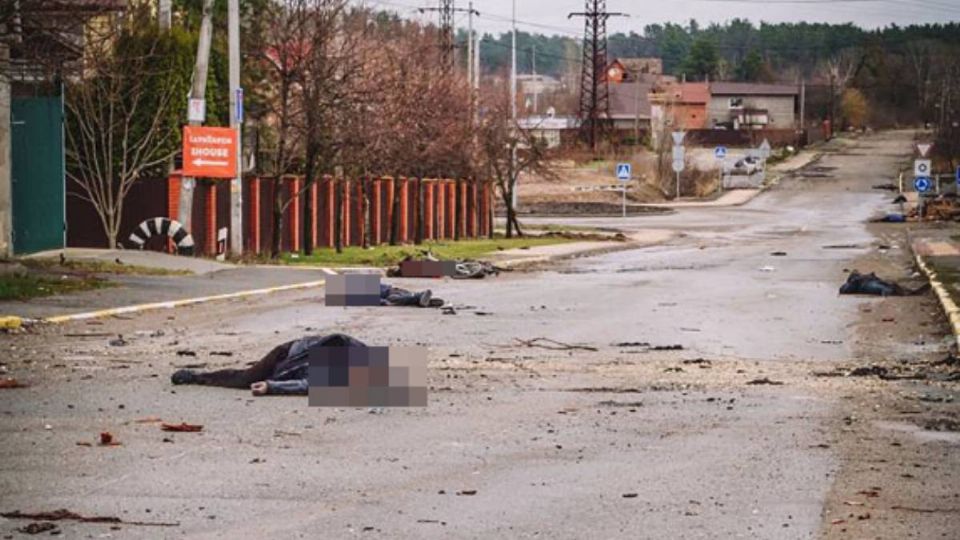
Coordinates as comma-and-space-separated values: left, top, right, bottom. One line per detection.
495, 233, 675, 270
914, 254, 960, 349
7, 279, 327, 326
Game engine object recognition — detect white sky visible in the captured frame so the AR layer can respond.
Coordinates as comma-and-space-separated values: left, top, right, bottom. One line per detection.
357, 0, 960, 37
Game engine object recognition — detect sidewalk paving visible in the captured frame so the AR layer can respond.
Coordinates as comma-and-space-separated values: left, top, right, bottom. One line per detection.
27, 248, 233, 275
0, 266, 331, 320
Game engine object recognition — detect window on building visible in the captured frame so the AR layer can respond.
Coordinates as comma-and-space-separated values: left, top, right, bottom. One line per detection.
729, 98, 744, 109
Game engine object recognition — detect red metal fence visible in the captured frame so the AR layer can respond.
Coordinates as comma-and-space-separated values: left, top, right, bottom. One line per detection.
67, 174, 495, 256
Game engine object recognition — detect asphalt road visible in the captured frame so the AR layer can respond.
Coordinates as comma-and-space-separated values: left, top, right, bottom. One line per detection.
1, 131, 954, 539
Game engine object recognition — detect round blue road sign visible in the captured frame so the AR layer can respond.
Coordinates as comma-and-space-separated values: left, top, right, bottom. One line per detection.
915, 176, 932, 193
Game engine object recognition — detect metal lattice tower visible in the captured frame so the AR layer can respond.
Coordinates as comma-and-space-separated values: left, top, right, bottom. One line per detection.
438, 0, 455, 72
569, 1, 626, 150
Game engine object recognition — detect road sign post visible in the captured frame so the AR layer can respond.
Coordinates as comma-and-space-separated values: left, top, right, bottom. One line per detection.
914, 159, 932, 178
715, 146, 727, 193
616, 163, 631, 218
182, 126, 239, 178
672, 132, 686, 199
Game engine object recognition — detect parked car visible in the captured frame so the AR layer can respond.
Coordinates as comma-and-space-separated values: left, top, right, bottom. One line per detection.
732, 156, 761, 175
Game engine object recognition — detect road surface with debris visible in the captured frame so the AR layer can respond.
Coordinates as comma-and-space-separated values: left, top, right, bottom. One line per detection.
1, 131, 957, 539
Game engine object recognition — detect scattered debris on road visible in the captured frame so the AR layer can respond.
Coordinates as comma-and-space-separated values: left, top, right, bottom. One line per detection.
0, 509, 178, 527
0, 377, 28, 389
746, 378, 785, 386
99, 432, 121, 446
18, 522, 58, 535
513, 337, 598, 352
161, 423, 203, 432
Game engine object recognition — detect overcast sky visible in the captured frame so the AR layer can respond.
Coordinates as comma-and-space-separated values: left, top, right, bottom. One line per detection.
362, 0, 960, 37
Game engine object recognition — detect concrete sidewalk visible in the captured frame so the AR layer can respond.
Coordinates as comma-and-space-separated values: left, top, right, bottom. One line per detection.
0, 266, 332, 321
27, 248, 232, 275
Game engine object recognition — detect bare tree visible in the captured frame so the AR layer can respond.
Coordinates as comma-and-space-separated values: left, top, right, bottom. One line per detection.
64, 34, 178, 248
299, 0, 366, 255
819, 49, 861, 130
250, 0, 311, 258
476, 88, 550, 238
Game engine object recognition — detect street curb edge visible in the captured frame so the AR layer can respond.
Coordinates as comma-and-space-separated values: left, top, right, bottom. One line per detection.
915, 254, 960, 350
2, 279, 327, 326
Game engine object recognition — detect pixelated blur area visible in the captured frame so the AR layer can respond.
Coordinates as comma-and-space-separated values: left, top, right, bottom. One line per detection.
308, 346, 428, 407
398, 260, 458, 278
325, 273, 380, 307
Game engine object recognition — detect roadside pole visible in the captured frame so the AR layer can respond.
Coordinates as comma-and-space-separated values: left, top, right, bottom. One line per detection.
616, 162, 631, 218
672, 131, 685, 200
715, 146, 727, 195
228, 0, 243, 256
179, 0, 215, 235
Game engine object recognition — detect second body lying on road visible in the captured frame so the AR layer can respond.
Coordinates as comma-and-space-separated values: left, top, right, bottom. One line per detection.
839, 270, 929, 297
380, 283, 443, 307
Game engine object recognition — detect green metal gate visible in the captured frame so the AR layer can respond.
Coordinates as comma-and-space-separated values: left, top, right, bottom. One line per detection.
11, 94, 65, 254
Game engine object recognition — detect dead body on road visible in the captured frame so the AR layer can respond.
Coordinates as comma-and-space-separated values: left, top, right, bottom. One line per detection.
379, 283, 444, 307
171, 334, 362, 396
839, 270, 929, 297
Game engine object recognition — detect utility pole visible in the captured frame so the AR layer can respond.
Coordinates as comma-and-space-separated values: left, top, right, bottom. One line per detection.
532, 45, 538, 115
178, 0, 215, 237
800, 78, 806, 132
228, 0, 242, 256
569, 1, 627, 151
419, 2, 479, 74
467, 1, 474, 84
510, 0, 518, 209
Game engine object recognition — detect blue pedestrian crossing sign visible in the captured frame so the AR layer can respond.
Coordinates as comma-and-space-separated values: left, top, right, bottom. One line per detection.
616, 163, 632, 182
715, 146, 727, 159
915, 176, 932, 193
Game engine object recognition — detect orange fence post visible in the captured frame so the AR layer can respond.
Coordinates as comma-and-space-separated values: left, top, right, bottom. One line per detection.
372, 178, 382, 245
167, 174, 181, 254
342, 179, 351, 247
447, 181, 456, 239
438, 181, 446, 239
424, 180, 434, 240
469, 181, 477, 238
385, 177, 395, 243
356, 179, 365, 247
459, 181, 467, 239
399, 178, 409, 243
325, 178, 335, 248
310, 181, 318, 249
